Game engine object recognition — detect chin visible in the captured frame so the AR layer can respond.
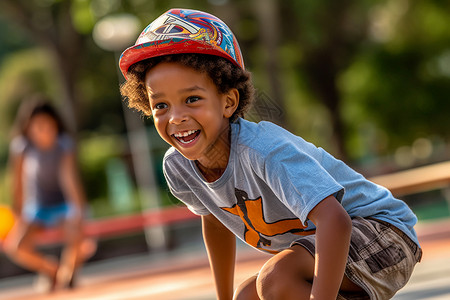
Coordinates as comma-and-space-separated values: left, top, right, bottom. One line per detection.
175, 149, 200, 161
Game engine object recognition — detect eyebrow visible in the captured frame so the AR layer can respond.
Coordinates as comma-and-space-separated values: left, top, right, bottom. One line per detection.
149, 85, 206, 100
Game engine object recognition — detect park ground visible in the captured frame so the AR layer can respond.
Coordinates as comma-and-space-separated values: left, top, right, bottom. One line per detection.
1, 217, 449, 300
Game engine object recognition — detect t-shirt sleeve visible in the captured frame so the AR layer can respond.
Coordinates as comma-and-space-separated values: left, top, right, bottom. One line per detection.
163, 153, 210, 216
9, 136, 28, 156
252, 133, 344, 225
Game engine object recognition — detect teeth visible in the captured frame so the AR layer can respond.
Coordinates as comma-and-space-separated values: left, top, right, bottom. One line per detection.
179, 138, 194, 144
174, 130, 197, 138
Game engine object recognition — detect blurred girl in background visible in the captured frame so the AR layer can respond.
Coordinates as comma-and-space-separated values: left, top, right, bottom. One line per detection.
4, 96, 88, 292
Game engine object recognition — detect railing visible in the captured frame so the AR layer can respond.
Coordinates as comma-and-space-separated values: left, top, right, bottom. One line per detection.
36, 205, 198, 246
369, 161, 450, 197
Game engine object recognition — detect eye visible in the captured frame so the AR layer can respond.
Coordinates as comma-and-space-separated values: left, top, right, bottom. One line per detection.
153, 102, 168, 110
186, 96, 201, 104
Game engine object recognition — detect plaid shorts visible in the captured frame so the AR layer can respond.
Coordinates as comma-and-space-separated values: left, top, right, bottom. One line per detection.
292, 217, 422, 300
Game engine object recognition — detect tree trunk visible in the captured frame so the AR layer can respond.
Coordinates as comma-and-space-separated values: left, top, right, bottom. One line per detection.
303, 50, 348, 160
252, 0, 286, 127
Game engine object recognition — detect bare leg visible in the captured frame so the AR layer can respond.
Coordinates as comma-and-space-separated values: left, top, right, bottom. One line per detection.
256, 245, 314, 300
77, 237, 97, 267
235, 245, 364, 300
3, 220, 58, 291
234, 275, 260, 300
56, 218, 84, 288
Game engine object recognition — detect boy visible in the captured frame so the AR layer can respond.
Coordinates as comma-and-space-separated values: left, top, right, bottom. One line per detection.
119, 8, 421, 300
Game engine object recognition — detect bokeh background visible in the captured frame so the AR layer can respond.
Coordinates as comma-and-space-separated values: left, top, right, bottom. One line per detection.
1, 0, 450, 288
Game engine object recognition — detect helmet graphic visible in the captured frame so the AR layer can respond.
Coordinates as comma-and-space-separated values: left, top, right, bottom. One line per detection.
119, 8, 244, 79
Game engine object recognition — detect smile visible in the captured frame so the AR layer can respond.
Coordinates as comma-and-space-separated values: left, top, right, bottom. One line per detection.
172, 130, 201, 146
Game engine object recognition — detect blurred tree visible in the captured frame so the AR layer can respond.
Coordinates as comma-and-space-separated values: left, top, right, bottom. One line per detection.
340, 0, 450, 157
264, 0, 450, 163
0, 0, 86, 132
276, 0, 373, 159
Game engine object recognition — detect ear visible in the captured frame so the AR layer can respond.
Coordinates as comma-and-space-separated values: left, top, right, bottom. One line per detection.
223, 88, 239, 118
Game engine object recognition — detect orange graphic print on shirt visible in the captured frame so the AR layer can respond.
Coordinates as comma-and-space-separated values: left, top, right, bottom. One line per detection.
221, 189, 313, 253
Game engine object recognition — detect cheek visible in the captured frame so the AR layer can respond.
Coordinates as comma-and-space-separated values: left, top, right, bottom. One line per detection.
199, 104, 226, 128
153, 118, 170, 140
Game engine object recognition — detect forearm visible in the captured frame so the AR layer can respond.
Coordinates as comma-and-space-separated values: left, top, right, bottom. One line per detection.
61, 153, 86, 217
309, 196, 352, 300
12, 187, 23, 216
202, 214, 236, 300
11, 154, 24, 216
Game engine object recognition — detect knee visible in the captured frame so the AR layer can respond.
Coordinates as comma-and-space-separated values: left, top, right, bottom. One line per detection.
3, 230, 36, 259
256, 247, 314, 299
3, 235, 21, 258
256, 259, 292, 299
234, 275, 258, 300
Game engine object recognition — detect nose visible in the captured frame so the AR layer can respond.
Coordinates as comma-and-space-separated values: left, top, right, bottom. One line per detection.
168, 106, 188, 124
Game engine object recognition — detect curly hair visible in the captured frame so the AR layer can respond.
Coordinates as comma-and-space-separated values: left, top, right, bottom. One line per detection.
120, 54, 255, 122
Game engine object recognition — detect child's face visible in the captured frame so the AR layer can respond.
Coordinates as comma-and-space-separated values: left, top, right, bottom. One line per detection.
27, 113, 58, 150
145, 62, 238, 164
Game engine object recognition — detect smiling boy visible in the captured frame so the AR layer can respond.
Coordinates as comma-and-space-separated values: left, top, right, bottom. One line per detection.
146, 61, 237, 182
119, 8, 422, 300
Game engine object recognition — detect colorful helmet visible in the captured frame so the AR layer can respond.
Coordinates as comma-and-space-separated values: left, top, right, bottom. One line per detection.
119, 8, 244, 79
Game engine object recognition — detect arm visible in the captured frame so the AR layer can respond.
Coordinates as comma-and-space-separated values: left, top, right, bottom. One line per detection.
60, 152, 86, 222
202, 213, 236, 300
308, 195, 352, 300
10, 153, 24, 217
58, 152, 87, 286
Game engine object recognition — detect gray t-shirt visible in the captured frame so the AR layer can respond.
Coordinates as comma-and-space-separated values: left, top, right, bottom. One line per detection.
10, 134, 74, 207
163, 118, 419, 254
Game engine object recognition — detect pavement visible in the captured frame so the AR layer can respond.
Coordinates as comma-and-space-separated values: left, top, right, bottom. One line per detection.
0, 218, 449, 300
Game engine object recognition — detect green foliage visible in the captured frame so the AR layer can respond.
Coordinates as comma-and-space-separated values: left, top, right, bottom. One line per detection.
0, 170, 12, 206
339, 0, 450, 160
78, 133, 125, 203
71, 0, 96, 33
0, 14, 31, 60
0, 49, 56, 104
0, 48, 59, 162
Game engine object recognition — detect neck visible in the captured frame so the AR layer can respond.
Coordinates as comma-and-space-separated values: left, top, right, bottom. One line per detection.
196, 123, 231, 182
